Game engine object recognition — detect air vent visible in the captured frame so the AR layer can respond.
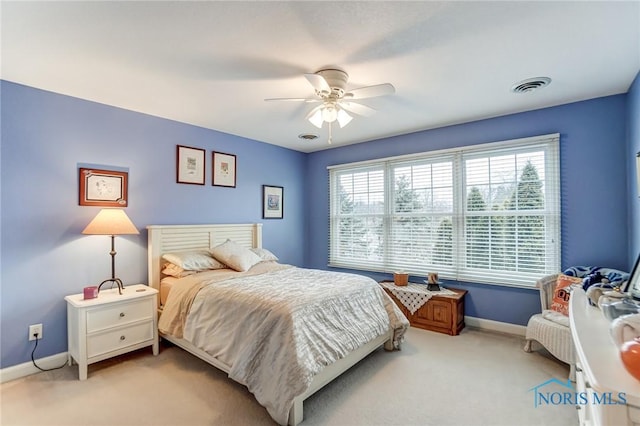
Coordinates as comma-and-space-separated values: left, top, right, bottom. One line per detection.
511, 77, 551, 93
298, 133, 318, 141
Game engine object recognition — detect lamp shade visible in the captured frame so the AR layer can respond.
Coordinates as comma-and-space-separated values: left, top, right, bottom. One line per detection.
82, 209, 139, 235
337, 109, 353, 128
308, 109, 324, 128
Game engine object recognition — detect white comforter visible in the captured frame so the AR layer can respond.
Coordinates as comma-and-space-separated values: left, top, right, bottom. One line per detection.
162, 264, 408, 425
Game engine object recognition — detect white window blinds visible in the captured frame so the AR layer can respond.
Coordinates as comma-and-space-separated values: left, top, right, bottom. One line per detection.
329, 134, 560, 288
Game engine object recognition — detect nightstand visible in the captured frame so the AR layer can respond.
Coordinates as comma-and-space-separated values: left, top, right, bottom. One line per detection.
65, 284, 159, 380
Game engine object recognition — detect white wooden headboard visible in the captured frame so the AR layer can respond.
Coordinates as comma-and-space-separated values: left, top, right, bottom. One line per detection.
147, 223, 263, 296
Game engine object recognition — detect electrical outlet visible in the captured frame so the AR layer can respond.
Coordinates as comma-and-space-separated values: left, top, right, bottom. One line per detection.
29, 324, 43, 341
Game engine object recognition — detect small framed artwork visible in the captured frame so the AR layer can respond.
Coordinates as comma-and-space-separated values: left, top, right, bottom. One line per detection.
79, 168, 128, 207
176, 145, 205, 185
212, 151, 237, 188
262, 185, 284, 219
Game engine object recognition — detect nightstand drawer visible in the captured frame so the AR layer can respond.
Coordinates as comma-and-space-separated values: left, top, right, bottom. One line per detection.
87, 321, 154, 358
86, 298, 153, 333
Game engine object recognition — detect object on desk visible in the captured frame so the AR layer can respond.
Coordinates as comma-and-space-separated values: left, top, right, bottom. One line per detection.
601, 298, 640, 323
620, 337, 640, 381
586, 286, 605, 307
604, 289, 629, 299
394, 272, 408, 286
610, 313, 640, 348
83, 286, 98, 300
425, 272, 441, 291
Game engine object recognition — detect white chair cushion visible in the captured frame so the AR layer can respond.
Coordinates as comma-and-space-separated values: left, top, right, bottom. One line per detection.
542, 309, 570, 327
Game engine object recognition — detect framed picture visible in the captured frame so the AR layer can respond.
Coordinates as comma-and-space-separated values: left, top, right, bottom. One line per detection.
176, 145, 205, 185
262, 185, 284, 219
212, 151, 237, 188
79, 168, 128, 207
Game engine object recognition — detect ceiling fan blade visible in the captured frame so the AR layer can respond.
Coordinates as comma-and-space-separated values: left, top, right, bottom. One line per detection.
344, 83, 395, 100
304, 73, 331, 95
264, 97, 319, 103
340, 101, 376, 117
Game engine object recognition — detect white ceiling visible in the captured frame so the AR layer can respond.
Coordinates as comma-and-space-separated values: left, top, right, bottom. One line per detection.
2, 1, 639, 153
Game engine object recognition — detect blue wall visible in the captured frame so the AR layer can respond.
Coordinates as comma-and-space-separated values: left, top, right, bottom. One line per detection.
1, 76, 637, 370
306, 95, 630, 326
628, 71, 640, 264
0, 81, 306, 368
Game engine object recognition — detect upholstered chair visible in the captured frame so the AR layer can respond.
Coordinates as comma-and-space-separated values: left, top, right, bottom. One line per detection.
523, 273, 576, 381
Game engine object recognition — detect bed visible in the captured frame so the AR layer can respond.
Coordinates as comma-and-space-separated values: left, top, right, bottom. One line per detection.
147, 223, 408, 425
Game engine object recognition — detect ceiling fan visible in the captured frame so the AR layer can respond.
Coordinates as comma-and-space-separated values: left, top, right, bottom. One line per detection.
265, 68, 395, 144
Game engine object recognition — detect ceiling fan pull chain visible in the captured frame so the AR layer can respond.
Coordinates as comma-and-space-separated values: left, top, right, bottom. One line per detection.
328, 121, 333, 145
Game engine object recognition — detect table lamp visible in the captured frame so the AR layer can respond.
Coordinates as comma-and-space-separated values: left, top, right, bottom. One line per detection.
82, 208, 139, 294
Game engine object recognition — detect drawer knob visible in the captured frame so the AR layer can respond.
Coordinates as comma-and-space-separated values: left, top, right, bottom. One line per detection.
120, 335, 126, 341
119, 312, 125, 318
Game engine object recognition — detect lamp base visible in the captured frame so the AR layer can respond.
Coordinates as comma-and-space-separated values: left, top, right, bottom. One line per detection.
97, 278, 124, 295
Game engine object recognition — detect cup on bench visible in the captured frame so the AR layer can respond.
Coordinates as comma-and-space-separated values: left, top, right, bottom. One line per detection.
394, 272, 408, 286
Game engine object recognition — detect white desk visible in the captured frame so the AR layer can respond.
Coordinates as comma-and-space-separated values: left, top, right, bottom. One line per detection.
570, 288, 640, 425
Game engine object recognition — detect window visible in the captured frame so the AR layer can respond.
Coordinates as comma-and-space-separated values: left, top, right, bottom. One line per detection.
329, 134, 560, 287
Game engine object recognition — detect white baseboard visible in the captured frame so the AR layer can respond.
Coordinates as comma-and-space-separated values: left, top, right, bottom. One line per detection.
1, 318, 523, 383
465, 316, 526, 337
0, 352, 68, 384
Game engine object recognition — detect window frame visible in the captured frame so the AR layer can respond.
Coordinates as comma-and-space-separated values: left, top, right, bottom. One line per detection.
328, 134, 560, 288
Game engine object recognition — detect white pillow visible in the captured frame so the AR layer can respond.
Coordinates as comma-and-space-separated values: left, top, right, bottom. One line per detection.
162, 250, 226, 272
210, 240, 262, 272
251, 247, 279, 262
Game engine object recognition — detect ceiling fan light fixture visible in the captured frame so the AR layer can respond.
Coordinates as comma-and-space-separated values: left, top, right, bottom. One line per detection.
321, 105, 338, 123
269, 67, 394, 143
309, 104, 353, 128
337, 109, 353, 128
308, 109, 324, 128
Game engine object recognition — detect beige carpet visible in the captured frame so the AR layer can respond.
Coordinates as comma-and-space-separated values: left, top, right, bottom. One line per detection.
1, 327, 576, 426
